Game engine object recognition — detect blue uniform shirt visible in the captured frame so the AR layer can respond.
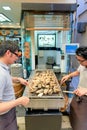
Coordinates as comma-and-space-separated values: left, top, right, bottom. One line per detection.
0, 62, 15, 102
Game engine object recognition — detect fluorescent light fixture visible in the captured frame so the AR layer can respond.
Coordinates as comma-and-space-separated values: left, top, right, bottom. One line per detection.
0, 13, 11, 22
2, 6, 11, 10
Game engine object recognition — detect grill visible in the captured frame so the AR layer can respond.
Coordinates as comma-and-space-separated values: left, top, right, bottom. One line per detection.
24, 69, 65, 110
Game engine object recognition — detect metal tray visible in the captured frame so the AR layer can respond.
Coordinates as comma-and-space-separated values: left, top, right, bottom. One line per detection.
28, 69, 64, 99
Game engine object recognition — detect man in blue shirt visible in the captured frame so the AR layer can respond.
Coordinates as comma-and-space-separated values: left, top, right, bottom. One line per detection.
0, 41, 29, 130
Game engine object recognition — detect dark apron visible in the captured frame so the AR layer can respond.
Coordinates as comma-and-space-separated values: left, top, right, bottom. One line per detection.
0, 108, 18, 130
69, 95, 87, 130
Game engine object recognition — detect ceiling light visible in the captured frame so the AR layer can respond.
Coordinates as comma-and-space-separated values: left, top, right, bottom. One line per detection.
0, 13, 11, 22
2, 6, 11, 10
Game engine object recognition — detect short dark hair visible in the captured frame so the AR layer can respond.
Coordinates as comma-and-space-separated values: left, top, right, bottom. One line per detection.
0, 40, 19, 57
76, 46, 87, 59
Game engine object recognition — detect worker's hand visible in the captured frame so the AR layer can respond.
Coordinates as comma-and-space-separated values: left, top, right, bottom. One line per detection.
17, 96, 29, 107
61, 75, 70, 85
18, 77, 29, 86
73, 87, 87, 96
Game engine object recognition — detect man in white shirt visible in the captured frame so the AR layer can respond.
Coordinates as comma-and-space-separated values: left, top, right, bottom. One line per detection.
61, 46, 87, 130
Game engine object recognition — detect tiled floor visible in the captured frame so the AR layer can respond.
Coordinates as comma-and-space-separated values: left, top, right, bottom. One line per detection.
17, 117, 25, 130
17, 116, 72, 130
62, 116, 72, 130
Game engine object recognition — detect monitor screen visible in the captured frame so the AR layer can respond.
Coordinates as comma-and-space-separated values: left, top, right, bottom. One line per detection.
65, 44, 79, 55
38, 34, 56, 49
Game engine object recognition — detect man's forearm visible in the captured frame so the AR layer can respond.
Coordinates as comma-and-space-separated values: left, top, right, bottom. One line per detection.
12, 77, 20, 83
68, 71, 80, 78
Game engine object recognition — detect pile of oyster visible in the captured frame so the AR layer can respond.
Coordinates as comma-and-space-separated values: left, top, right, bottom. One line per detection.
29, 70, 60, 96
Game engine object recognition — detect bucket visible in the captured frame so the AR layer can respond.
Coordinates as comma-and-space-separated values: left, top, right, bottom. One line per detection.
10, 63, 23, 78
13, 82, 25, 98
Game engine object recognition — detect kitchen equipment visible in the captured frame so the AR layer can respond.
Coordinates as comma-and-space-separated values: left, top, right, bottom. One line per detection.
24, 69, 66, 130
24, 69, 65, 110
10, 63, 23, 77
63, 90, 73, 94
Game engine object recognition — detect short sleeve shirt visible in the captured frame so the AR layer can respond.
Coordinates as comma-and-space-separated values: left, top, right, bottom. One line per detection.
0, 62, 15, 102
77, 65, 87, 88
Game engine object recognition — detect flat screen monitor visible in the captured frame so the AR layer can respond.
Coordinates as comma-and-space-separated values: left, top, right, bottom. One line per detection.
65, 44, 79, 55
38, 34, 56, 49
